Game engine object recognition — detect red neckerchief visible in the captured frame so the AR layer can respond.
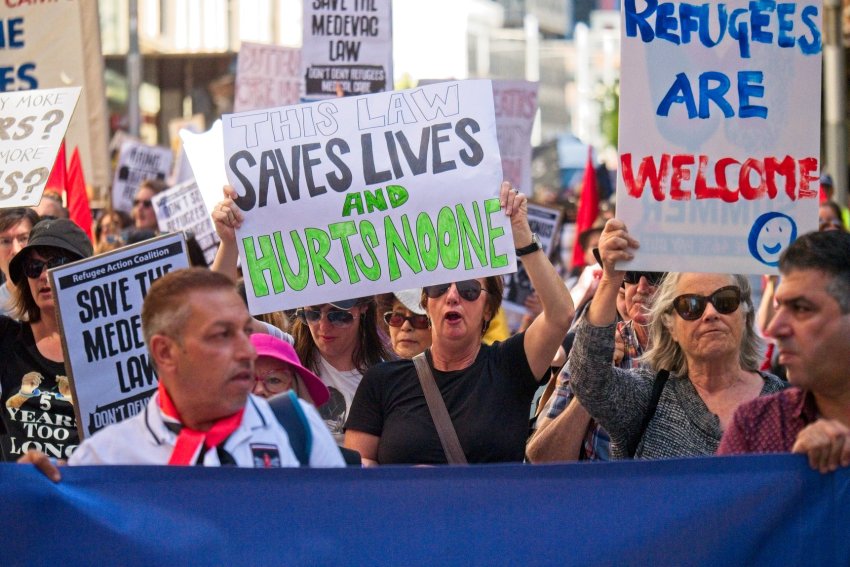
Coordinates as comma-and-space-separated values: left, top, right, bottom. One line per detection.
158, 382, 245, 466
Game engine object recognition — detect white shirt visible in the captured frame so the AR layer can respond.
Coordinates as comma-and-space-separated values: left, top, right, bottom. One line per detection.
68, 393, 344, 468
317, 355, 363, 444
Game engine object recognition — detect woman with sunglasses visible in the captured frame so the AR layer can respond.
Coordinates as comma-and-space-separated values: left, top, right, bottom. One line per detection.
0, 219, 93, 461
130, 178, 168, 232
344, 182, 575, 465
377, 289, 432, 359
568, 219, 786, 459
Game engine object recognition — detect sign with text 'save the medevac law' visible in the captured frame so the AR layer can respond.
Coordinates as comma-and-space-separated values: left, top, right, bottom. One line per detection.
223, 80, 511, 314
50, 233, 190, 440
0, 87, 80, 208
301, 0, 393, 99
616, 0, 822, 274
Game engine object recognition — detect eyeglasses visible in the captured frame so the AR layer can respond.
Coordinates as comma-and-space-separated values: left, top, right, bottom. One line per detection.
254, 369, 296, 394
623, 271, 666, 286
384, 311, 430, 330
0, 233, 29, 248
23, 256, 72, 279
297, 308, 356, 327
133, 199, 153, 208
672, 286, 742, 321
423, 279, 488, 302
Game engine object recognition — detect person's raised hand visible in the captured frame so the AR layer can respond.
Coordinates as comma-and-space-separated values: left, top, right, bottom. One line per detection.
499, 181, 532, 248
792, 419, 850, 473
597, 218, 639, 281
211, 185, 244, 244
18, 449, 63, 482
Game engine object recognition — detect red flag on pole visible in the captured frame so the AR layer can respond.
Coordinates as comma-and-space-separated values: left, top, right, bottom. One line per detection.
570, 146, 600, 270
66, 147, 94, 240
45, 140, 67, 195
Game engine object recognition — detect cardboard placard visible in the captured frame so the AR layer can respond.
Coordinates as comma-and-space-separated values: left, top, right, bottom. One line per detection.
616, 0, 822, 274
223, 80, 511, 314
0, 87, 80, 208
235, 42, 301, 112
493, 80, 538, 194
50, 233, 190, 440
112, 140, 174, 213
152, 180, 220, 266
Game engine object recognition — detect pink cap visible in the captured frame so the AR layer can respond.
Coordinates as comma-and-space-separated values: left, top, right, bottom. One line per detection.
250, 334, 330, 407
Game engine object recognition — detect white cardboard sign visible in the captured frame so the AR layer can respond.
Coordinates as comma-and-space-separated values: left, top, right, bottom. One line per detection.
112, 140, 174, 213
235, 42, 301, 112
153, 180, 220, 266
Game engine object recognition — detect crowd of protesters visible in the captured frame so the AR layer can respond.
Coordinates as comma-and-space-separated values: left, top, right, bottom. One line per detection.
4, 167, 850, 477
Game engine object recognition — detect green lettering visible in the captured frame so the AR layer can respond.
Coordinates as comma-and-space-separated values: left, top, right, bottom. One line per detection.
364, 188, 388, 213
329, 221, 360, 284
384, 214, 422, 280
342, 193, 364, 216
274, 231, 310, 291
437, 207, 460, 269
415, 212, 439, 271
355, 220, 382, 281
485, 198, 508, 268
243, 235, 285, 297
456, 201, 487, 269
304, 228, 341, 286
387, 185, 409, 208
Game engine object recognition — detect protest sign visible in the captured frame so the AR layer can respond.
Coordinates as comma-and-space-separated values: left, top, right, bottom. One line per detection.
112, 140, 174, 213
236, 42, 301, 112
492, 80, 538, 195
153, 180, 220, 265
301, 0, 393, 99
502, 203, 562, 314
180, 120, 230, 218
223, 80, 509, 314
50, 233, 190, 440
616, 0, 823, 274
0, 1, 110, 194
0, 87, 80, 208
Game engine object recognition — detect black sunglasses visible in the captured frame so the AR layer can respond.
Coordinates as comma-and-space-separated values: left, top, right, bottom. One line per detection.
623, 271, 666, 286
297, 308, 355, 327
423, 279, 488, 302
133, 199, 153, 208
383, 311, 430, 330
672, 286, 742, 321
23, 256, 72, 279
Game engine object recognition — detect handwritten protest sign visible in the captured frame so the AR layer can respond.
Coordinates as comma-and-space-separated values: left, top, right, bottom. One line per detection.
235, 42, 301, 112
0, 87, 80, 208
112, 140, 174, 213
301, 0, 393, 99
616, 0, 822, 274
50, 233, 190, 440
223, 80, 510, 314
502, 203, 562, 314
493, 80, 538, 195
153, 180, 220, 265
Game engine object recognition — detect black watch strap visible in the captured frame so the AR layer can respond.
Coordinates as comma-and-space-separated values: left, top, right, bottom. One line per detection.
515, 233, 542, 257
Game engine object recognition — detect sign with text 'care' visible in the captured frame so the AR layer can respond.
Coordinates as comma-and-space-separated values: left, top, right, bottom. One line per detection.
616, 0, 822, 274
223, 80, 511, 314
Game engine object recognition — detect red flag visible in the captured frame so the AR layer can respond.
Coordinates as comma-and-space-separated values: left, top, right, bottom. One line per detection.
66, 147, 94, 240
45, 140, 67, 194
571, 146, 600, 270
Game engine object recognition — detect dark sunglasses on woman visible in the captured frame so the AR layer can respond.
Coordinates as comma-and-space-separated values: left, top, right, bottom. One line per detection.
423, 279, 488, 302
623, 271, 666, 287
672, 286, 742, 321
297, 308, 355, 327
383, 311, 430, 329
23, 256, 73, 279
133, 199, 153, 208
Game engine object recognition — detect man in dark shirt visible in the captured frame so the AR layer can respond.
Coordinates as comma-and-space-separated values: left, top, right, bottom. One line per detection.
718, 231, 850, 473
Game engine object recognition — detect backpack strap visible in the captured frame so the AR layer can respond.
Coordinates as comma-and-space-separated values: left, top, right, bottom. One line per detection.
268, 391, 312, 466
627, 369, 670, 458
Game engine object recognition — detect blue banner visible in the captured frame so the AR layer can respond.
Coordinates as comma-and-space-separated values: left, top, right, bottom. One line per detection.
2, 454, 848, 566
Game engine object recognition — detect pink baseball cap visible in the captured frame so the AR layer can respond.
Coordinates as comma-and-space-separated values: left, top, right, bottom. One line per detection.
251, 334, 330, 407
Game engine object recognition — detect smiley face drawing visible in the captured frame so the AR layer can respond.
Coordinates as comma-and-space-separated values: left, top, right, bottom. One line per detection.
748, 212, 798, 267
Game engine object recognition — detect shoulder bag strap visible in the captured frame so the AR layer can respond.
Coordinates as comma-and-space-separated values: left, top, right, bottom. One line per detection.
412, 350, 468, 465
627, 369, 670, 458
268, 391, 312, 466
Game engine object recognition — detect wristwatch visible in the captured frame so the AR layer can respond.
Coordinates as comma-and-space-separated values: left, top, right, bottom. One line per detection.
515, 233, 542, 257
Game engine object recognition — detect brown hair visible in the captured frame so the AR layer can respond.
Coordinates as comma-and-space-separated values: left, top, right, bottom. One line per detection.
0, 208, 39, 233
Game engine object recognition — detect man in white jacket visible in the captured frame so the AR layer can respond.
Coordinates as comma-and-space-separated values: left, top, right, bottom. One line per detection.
21, 268, 343, 479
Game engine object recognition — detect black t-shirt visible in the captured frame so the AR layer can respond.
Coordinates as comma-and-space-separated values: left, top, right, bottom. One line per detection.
0, 316, 77, 461
345, 332, 538, 464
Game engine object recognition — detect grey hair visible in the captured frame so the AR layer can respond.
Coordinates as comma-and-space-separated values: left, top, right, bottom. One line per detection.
640, 273, 763, 376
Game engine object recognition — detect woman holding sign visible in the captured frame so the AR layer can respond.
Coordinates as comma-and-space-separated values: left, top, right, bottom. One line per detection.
568, 219, 786, 459
343, 182, 575, 465
0, 219, 94, 462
